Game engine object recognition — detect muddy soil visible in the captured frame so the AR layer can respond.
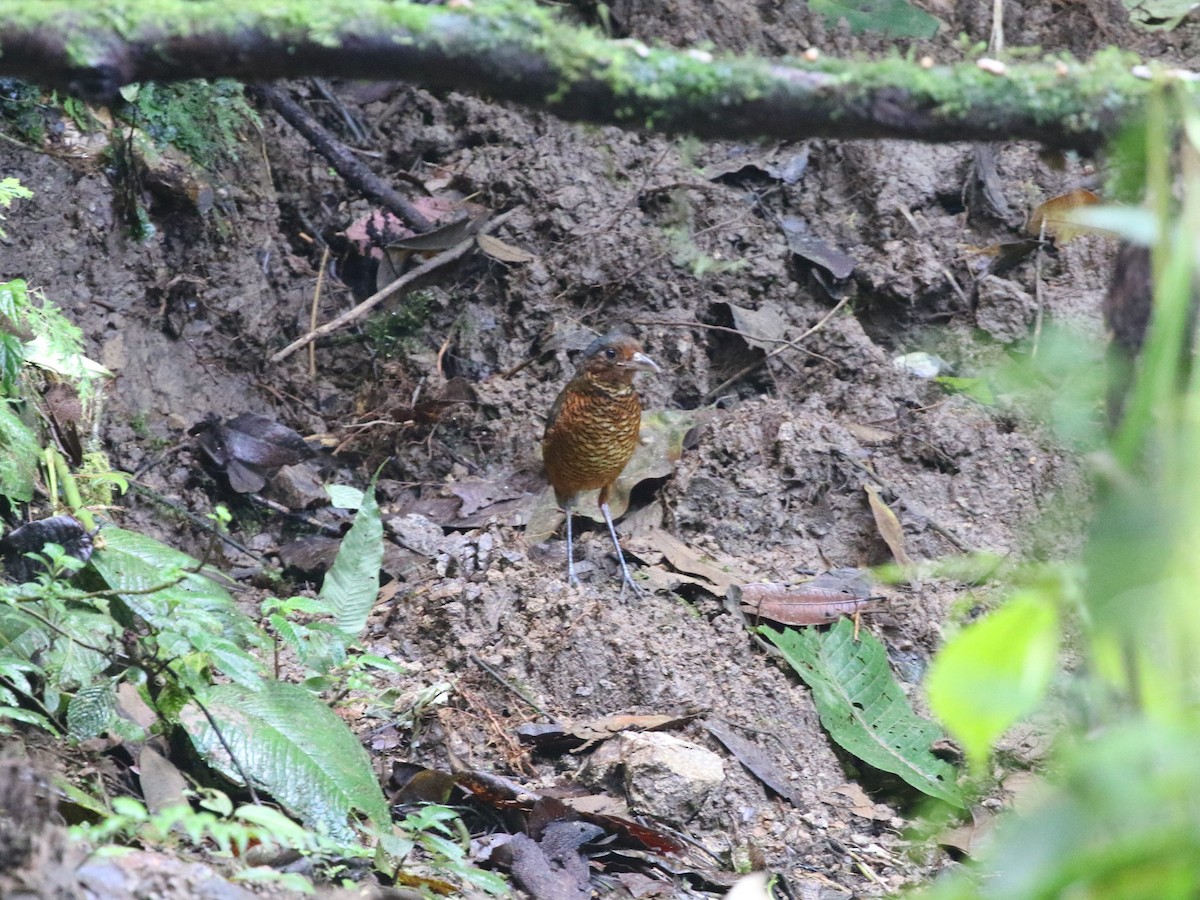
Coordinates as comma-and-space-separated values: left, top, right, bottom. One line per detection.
1, 1, 1191, 897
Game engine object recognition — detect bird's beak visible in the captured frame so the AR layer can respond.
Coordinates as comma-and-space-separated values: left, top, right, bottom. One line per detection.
629, 351, 660, 374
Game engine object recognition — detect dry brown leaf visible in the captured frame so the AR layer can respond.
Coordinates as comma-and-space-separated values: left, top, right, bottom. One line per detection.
476, 232, 537, 263
1026, 188, 1101, 242
864, 483, 912, 566
939, 812, 997, 858
627, 529, 743, 593
844, 422, 895, 444
737, 579, 879, 625
725, 301, 791, 351
830, 782, 891, 820
138, 745, 189, 814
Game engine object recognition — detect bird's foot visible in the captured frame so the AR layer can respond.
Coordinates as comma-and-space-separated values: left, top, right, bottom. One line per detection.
616, 560, 646, 600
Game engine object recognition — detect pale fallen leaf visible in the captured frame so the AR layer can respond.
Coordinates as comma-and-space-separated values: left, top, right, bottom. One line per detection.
476, 231, 536, 263
725, 301, 791, 351
1026, 188, 1101, 243
627, 529, 744, 593
864, 483, 912, 566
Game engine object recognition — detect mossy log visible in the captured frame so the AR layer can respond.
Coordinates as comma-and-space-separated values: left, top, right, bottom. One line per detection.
0, 0, 1171, 151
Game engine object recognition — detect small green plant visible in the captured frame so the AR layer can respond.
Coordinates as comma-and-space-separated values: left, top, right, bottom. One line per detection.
0, 176, 32, 240
913, 80, 1200, 899
0, 79, 47, 144
363, 291, 434, 357
117, 80, 259, 170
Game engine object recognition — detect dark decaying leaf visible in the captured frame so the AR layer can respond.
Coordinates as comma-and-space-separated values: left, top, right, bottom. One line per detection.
277, 535, 342, 574
447, 476, 531, 519
780, 216, 857, 279
702, 719, 804, 806
1, 515, 93, 583
190, 413, 314, 494
735, 569, 881, 626
763, 619, 965, 807
497, 820, 605, 900
387, 761, 458, 805
978, 238, 1040, 277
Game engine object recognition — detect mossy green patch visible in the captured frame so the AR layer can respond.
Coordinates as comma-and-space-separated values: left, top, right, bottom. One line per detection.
117, 79, 258, 169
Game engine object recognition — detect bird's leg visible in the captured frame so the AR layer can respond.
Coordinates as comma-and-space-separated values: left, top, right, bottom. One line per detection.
600, 500, 642, 598
565, 501, 580, 587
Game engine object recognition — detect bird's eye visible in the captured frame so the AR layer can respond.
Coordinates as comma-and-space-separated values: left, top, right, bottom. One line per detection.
605, 347, 617, 360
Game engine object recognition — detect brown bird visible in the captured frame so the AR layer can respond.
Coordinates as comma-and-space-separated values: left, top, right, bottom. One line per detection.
542, 330, 660, 595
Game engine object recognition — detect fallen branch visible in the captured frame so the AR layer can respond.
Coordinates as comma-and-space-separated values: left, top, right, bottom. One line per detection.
0, 0, 1166, 151
249, 84, 433, 233
269, 208, 519, 363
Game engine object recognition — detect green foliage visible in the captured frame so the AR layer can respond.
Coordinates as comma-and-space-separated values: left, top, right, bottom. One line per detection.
363, 291, 434, 357
0, 399, 38, 502
179, 679, 392, 841
920, 721, 1200, 899
399, 804, 510, 895
915, 82, 1200, 898
807, 0, 941, 38
763, 619, 965, 807
320, 480, 383, 638
72, 789, 369, 893
117, 80, 259, 169
0, 175, 32, 240
925, 588, 1061, 773
0, 79, 47, 144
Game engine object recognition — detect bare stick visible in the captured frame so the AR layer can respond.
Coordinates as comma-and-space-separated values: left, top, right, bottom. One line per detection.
703, 295, 851, 402
270, 208, 518, 363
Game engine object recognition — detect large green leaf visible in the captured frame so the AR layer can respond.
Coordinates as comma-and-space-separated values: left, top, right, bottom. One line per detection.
67, 681, 117, 740
89, 527, 258, 646
180, 680, 391, 840
0, 400, 39, 503
926, 591, 1059, 771
808, 0, 941, 37
764, 619, 965, 807
320, 483, 382, 639
1123, 0, 1199, 30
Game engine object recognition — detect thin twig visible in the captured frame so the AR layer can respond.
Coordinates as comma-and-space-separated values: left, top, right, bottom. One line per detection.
703, 295, 851, 402
270, 208, 519, 362
632, 318, 814, 347
309, 245, 330, 377
467, 652, 549, 718
1032, 220, 1047, 357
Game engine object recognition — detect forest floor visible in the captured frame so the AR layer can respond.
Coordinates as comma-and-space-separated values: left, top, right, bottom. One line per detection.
1, 0, 1194, 897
